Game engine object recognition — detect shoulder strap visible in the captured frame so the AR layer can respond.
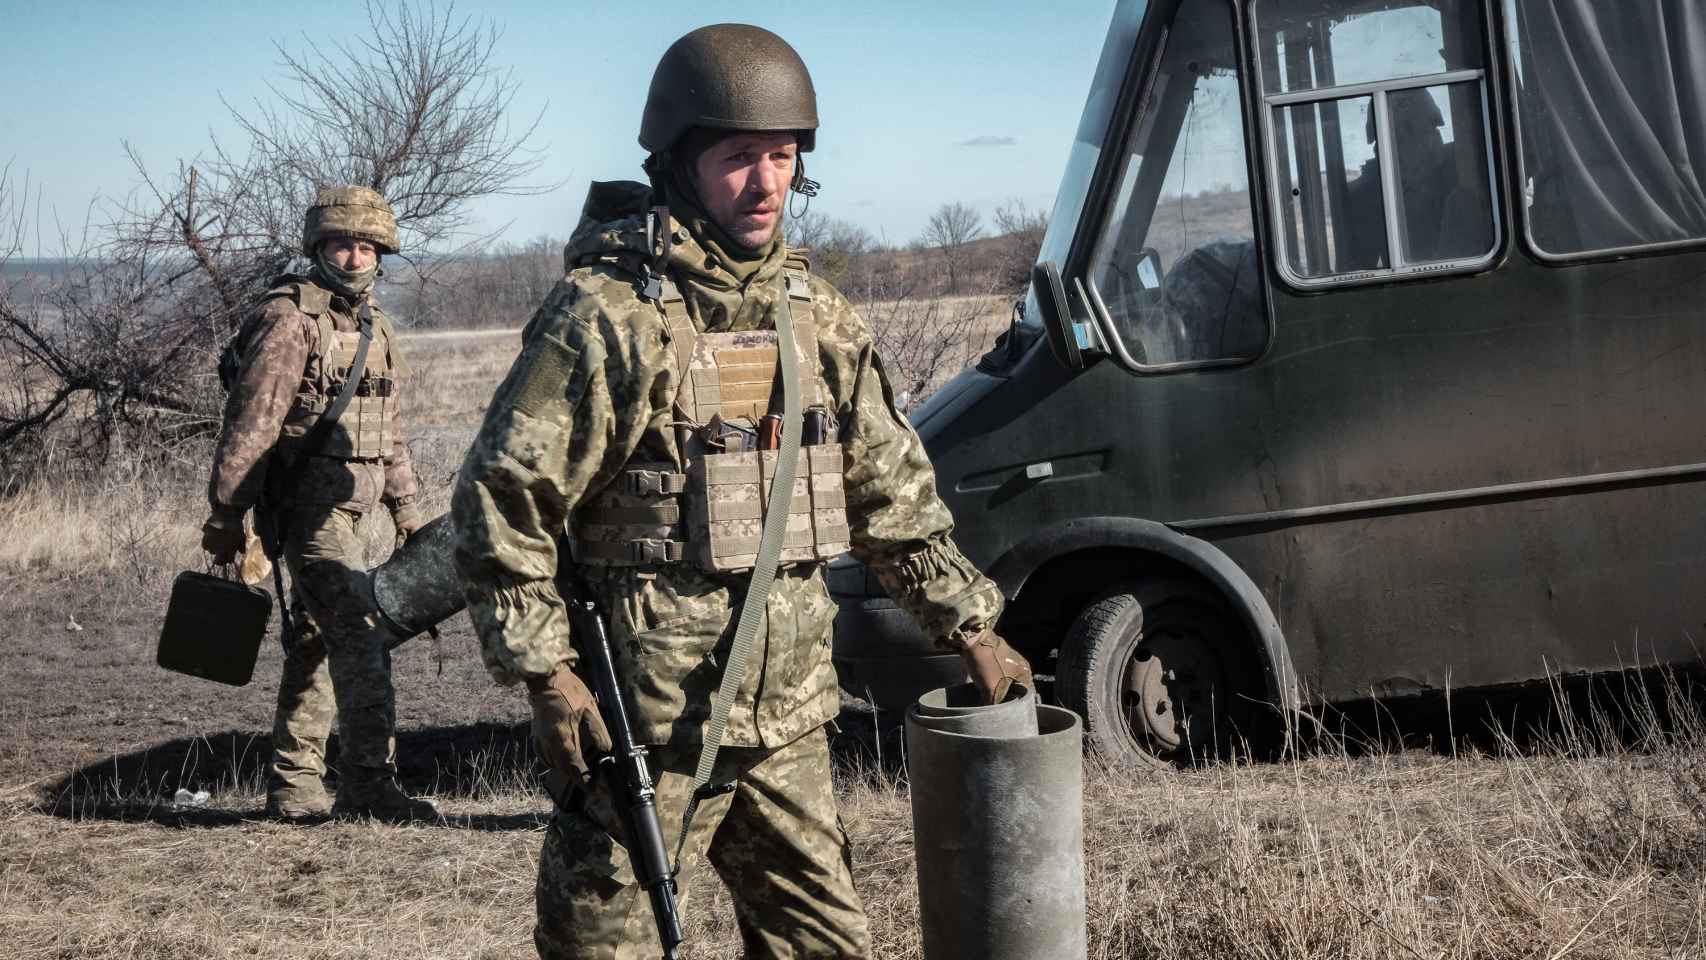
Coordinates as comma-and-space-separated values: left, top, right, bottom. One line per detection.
293, 282, 333, 317
672, 268, 805, 868
782, 266, 823, 409
371, 304, 403, 374
300, 301, 374, 454
658, 278, 700, 425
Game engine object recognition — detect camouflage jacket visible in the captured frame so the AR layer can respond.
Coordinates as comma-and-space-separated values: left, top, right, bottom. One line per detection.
208, 274, 418, 519
451, 183, 1003, 749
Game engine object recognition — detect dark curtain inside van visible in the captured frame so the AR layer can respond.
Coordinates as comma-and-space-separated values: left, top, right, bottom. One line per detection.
1513, 0, 1706, 255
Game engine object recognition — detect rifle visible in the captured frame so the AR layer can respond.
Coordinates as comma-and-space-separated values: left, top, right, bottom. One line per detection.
254, 497, 295, 652
566, 594, 685, 960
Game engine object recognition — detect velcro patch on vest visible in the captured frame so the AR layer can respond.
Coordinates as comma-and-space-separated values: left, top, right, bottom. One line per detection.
688, 330, 782, 425
507, 332, 583, 419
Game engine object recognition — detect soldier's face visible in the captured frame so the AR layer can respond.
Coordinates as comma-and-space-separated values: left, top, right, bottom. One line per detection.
691, 132, 797, 250
322, 237, 379, 271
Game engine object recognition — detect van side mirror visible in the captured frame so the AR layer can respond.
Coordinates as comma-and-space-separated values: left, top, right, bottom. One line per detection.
1032, 261, 1085, 371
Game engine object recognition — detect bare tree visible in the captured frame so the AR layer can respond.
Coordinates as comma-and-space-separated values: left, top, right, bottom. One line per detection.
390, 233, 561, 329
789, 211, 878, 294
859, 270, 990, 408
220, 1, 547, 255
920, 201, 984, 293
1, 2, 548, 476
0, 165, 213, 475
788, 209, 833, 254
992, 198, 1048, 294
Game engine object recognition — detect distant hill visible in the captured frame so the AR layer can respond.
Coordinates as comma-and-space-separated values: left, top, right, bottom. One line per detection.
2, 258, 86, 283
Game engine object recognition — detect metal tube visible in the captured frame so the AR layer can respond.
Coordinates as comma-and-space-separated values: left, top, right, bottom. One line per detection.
369, 512, 466, 643
906, 683, 1086, 960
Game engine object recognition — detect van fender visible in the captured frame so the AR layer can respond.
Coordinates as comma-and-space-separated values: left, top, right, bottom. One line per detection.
987, 516, 1300, 714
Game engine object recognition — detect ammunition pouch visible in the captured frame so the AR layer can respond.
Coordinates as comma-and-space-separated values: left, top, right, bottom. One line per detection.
279, 308, 398, 462
687, 444, 849, 570
570, 259, 850, 572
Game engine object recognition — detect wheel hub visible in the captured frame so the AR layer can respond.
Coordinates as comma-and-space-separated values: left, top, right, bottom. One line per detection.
1122, 626, 1225, 753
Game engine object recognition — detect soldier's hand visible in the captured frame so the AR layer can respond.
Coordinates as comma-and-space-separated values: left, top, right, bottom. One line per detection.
200, 511, 247, 566
528, 667, 614, 785
391, 503, 424, 550
957, 629, 1034, 705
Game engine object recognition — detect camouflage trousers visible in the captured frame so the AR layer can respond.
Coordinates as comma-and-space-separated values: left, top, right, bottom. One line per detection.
536, 725, 870, 959
268, 504, 397, 794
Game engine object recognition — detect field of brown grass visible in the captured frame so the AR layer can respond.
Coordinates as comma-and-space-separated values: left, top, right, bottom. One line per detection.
2, 324, 1704, 958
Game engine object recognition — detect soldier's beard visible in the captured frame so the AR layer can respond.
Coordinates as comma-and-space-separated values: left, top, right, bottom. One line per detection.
658, 164, 783, 292
313, 252, 379, 299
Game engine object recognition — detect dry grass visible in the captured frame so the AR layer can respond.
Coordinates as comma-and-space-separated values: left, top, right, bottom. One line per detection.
2, 323, 1703, 958
4, 686, 1703, 959
400, 327, 520, 436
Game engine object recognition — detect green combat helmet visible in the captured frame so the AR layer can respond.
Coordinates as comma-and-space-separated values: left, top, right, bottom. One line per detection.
301, 185, 400, 257
639, 23, 819, 155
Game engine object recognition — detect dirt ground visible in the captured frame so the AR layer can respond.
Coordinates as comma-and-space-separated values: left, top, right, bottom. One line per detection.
0, 560, 918, 958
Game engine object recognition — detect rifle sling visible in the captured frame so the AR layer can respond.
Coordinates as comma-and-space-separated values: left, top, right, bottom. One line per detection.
301, 300, 375, 454
672, 272, 804, 869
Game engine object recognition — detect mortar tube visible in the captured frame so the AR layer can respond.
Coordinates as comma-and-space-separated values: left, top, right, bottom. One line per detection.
906, 683, 1086, 960
368, 512, 467, 646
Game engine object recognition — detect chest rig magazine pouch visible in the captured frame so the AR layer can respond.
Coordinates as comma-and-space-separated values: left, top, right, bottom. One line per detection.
571, 259, 851, 573
278, 289, 396, 462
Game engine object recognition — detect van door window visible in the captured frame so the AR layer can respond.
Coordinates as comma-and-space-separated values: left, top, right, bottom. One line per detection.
1504, 0, 1706, 260
1084, 0, 1267, 367
1252, 0, 1500, 286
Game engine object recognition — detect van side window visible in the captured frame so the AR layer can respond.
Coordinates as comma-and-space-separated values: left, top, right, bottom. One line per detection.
1504, 0, 1706, 260
1083, 1, 1267, 367
1251, 0, 1500, 286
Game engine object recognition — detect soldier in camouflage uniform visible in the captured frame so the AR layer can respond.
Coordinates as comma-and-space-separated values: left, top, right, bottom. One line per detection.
201, 186, 439, 823
451, 24, 1033, 958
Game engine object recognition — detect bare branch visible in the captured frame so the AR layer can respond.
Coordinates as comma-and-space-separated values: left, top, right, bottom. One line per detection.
1, 1, 553, 479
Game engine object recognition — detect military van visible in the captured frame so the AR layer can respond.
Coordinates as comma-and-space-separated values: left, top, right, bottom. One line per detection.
830, 0, 1706, 766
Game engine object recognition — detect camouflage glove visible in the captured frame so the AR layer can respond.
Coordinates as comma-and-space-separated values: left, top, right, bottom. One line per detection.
389, 499, 424, 550
527, 667, 614, 786
200, 510, 247, 565
955, 629, 1034, 705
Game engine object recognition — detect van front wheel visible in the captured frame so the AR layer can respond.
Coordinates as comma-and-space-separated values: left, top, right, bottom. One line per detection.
1057, 579, 1257, 767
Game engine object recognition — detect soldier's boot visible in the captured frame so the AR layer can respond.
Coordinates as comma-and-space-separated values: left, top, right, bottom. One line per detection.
333, 769, 442, 823
264, 777, 333, 822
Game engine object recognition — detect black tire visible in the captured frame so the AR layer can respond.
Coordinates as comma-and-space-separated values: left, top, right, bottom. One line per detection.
1057, 578, 1263, 767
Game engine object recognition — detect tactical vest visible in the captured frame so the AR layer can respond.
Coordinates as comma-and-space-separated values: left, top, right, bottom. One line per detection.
571, 257, 851, 573
259, 279, 400, 462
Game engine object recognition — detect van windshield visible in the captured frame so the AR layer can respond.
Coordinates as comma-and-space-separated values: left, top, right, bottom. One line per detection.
1082, 0, 1267, 365
1021, 0, 1150, 332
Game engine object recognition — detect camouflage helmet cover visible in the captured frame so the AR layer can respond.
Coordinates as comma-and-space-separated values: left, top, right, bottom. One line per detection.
302, 185, 400, 257
640, 23, 818, 155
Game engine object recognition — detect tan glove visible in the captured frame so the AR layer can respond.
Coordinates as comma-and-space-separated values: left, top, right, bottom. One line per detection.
527, 667, 614, 785
200, 510, 246, 565
957, 629, 1034, 705
390, 501, 424, 550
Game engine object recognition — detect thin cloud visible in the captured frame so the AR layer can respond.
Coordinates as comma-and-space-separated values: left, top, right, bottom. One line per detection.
957, 135, 1017, 148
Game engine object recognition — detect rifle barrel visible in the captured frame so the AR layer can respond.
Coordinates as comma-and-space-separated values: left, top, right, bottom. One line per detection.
569, 596, 686, 957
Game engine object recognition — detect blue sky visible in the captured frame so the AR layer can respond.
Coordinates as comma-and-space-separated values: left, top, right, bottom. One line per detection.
0, 0, 1117, 252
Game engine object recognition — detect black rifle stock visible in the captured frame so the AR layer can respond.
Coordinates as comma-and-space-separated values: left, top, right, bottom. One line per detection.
567, 596, 685, 960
